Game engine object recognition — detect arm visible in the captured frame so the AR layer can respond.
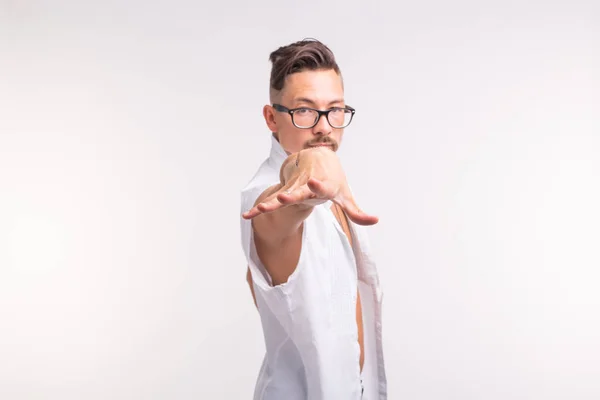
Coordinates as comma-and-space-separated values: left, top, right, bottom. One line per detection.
242, 147, 378, 286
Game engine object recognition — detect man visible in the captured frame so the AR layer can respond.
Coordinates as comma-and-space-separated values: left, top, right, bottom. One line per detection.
240, 39, 387, 399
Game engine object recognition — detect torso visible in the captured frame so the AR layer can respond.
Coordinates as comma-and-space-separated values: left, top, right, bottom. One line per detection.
253, 198, 365, 374
331, 203, 365, 373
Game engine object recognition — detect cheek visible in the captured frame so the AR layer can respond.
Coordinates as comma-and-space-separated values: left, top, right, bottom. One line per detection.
332, 130, 344, 143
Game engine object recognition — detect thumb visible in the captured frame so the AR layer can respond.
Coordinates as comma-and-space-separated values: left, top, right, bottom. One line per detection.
339, 197, 379, 226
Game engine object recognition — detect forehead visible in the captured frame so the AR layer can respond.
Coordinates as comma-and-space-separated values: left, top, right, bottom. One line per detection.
281, 69, 344, 104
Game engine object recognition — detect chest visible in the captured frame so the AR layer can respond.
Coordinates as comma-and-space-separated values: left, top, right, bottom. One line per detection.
330, 203, 353, 248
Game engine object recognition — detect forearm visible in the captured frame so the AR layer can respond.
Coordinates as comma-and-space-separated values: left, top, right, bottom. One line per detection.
251, 197, 313, 246
252, 153, 315, 245
246, 147, 352, 245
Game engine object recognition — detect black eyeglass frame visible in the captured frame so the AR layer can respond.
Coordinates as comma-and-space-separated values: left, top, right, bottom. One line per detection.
272, 103, 356, 129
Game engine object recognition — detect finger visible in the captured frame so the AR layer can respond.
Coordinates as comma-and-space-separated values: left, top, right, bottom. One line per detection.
242, 200, 282, 219
242, 206, 263, 220
242, 189, 288, 220
306, 177, 338, 199
242, 179, 305, 219
276, 184, 316, 205
339, 197, 379, 226
255, 195, 289, 214
344, 207, 379, 226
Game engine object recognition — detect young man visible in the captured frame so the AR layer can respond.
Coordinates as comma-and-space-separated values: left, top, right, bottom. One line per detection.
240, 39, 387, 399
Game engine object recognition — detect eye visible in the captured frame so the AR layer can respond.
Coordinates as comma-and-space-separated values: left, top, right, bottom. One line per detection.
295, 108, 312, 114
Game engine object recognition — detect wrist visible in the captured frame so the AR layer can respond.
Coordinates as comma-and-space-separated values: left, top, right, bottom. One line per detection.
280, 152, 300, 183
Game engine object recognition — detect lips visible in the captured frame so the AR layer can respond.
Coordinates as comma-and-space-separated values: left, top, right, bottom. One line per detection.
306, 141, 337, 151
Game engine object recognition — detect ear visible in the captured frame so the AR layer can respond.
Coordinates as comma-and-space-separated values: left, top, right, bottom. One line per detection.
263, 105, 278, 134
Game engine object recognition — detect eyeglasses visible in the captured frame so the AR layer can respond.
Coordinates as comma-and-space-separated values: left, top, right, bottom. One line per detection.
272, 104, 355, 129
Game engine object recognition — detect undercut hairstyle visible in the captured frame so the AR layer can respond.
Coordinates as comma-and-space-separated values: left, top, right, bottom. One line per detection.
268, 38, 342, 101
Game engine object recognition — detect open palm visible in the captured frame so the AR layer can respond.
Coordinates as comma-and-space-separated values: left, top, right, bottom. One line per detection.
242, 148, 378, 226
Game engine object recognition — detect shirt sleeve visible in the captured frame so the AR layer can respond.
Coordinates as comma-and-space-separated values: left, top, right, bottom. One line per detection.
240, 183, 277, 290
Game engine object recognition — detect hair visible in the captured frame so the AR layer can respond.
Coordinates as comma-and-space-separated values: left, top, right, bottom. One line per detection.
268, 38, 341, 101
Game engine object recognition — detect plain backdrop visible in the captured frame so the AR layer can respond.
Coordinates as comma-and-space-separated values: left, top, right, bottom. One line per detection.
1, 0, 599, 399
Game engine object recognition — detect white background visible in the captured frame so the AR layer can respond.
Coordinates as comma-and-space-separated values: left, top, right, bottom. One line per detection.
1, 0, 599, 399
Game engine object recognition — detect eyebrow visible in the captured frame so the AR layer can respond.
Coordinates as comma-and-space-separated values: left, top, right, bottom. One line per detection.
294, 97, 345, 107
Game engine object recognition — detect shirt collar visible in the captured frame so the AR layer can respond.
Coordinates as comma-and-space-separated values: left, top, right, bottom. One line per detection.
269, 134, 289, 168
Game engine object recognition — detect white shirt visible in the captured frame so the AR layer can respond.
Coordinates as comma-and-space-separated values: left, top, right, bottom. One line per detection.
240, 136, 387, 399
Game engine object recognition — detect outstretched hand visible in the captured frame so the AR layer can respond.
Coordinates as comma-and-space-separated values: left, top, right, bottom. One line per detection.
242, 147, 378, 226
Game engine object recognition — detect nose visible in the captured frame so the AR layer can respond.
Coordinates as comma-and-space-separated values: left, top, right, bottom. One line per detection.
311, 112, 332, 136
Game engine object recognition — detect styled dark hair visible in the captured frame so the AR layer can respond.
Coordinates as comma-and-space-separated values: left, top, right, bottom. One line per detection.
268, 38, 341, 97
